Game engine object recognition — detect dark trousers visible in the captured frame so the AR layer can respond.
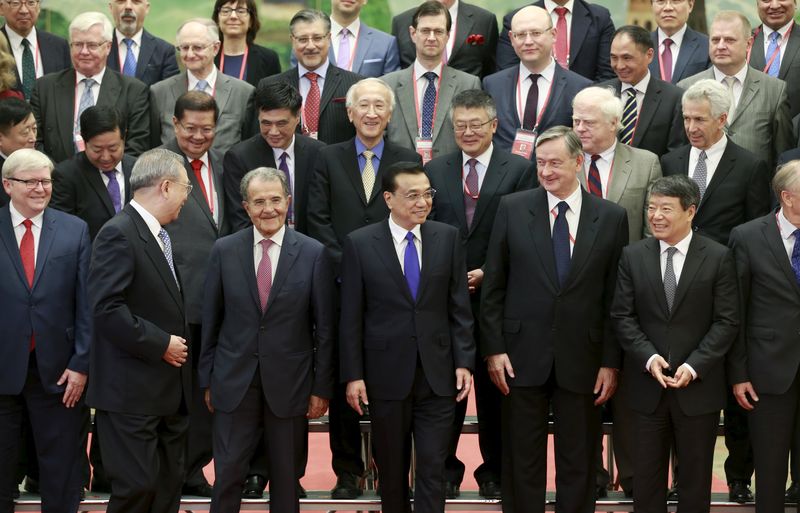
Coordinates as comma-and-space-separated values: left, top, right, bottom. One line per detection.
211, 369, 304, 513
633, 391, 718, 513
501, 371, 600, 513
790, 405, 800, 483
247, 424, 308, 483
594, 384, 635, 493
185, 323, 213, 488
0, 354, 84, 513
329, 378, 365, 478
96, 409, 188, 513
723, 389, 754, 484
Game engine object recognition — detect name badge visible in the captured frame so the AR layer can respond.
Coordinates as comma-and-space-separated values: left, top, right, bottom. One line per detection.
416, 138, 433, 165
511, 129, 537, 159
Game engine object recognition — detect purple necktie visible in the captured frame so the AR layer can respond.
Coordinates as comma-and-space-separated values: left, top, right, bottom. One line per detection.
257, 239, 274, 311
337, 28, 351, 69
662, 38, 673, 83
404, 231, 420, 299
464, 158, 479, 227
278, 152, 293, 225
102, 170, 122, 213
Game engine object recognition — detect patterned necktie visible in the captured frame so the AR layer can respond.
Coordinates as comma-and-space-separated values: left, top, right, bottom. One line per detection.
723, 76, 737, 123
278, 152, 293, 224
20, 219, 34, 350
337, 28, 351, 69
102, 170, 122, 213
191, 159, 209, 208
362, 149, 376, 201
195, 79, 209, 93
77, 78, 96, 126
305, 72, 321, 134
662, 38, 673, 83
766, 31, 781, 78
791, 229, 800, 285
663, 246, 678, 313
523, 74, 541, 131
257, 239, 273, 311
464, 158, 479, 227
552, 201, 571, 287
693, 150, 708, 200
21, 38, 35, 100
421, 71, 437, 139
404, 231, 420, 299
122, 38, 137, 77
620, 88, 638, 145
553, 6, 569, 68
587, 154, 602, 197
157, 228, 178, 284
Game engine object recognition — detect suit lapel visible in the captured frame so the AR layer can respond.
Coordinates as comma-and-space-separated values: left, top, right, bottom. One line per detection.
209, 150, 225, 226
136, 31, 157, 78
108, 34, 122, 73
264, 228, 300, 314
213, 74, 233, 115
730, 70, 759, 126
633, 80, 661, 146
470, 150, 508, 234
565, 191, 600, 290
352, 26, 372, 72
750, 28, 767, 70
644, 238, 670, 316
0, 207, 28, 289
80, 155, 116, 217
569, 1, 590, 69
673, 29, 700, 82
96, 70, 122, 110
670, 235, 706, 313
607, 143, 633, 204
539, 67, 567, 130
761, 214, 800, 300
127, 206, 183, 310
236, 228, 261, 310
397, 69, 420, 143
372, 221, 415, 304
168, 140, 217, 229
698, 143, 735, 211
449, 7, 475, 62
341, 141, 368, 204
320, 66, 342, 116
441, 155, 468, 233
780, 23, 800, 78
31, 209, 56, 290
417, 221, 439, 302
121, 155, 135, 203
528, 189, 559, 291
433, 68, 457, 143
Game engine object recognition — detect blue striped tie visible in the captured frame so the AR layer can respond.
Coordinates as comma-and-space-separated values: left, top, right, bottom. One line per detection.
620, 88, 637, 145
420, 72, 437, 139
122, 38, 137, 77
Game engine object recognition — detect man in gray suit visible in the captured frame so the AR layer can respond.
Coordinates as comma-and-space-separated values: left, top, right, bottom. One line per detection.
380, 1, 480, 164
150, 18, 255, 154
678, 10, 792, 170
327, 0, 400, 77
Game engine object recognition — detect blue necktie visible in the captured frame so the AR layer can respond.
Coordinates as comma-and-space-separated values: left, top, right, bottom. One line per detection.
766, 31, 781, 78
157, 228, 178, 285
404, 231, 420, 299
195, 79, 209, 93
122, 38, 137, 77
102, 170, 122, 213
791, 229, 800, 285
552, 201, 571, 287
420, 71, 437, 139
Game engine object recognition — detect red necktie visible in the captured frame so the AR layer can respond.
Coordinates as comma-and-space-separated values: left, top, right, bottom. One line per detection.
20, 219, 35, 350
191, 159, 209, 208
304, 72, 321, 134
257, 239, 273, 312
554, 7, 569, 68
662, 38, 674, 83
587, 154, 603, 197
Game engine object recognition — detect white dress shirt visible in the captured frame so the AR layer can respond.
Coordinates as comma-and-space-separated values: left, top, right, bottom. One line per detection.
688, 135, 727, 190
188, 66, 218, 94
462, 144, 493, 192
712, 64, 748, 114
517, 58, 556, 126
583, 142, 616, 199
114, 28, 143, 71
9, 202, 43, 266
388, 215, 422, 272
657, 24, 687, 77
253, 224, 285, 280
546, 184, 581, 256
5, 25, 43, 79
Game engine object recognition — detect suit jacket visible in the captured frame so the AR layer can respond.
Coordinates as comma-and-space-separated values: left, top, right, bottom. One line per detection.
87, 204, 191, 416
612, 234, 738, 416
291, 24, 399, 78
258, 64, 363, 145
222, 133, 325, 234
577, 142, 662, 242
381, 66, 481, 160
483, 64, 592, 152
496, 0, 615, 81
649, 27, 711, 85
339, 219, 475, 400
199, 227, 335, 416
728, 213, 800, 394
215, 43, 281, 88
151, 70, 256, 154
30, 68, 150, 163
678, 67, 793, 168
595, 76, 687, 157
391, 2, 498, 79
661, 140, 772, 244
107, 29, 180, 86
0, 206, 91, 395
749, 22, 800, 119
0, 155, 7, 208
0, 26, 71, 89
161, 138, 229, 325
50, 152, 136, 240
480, 187, 629, 392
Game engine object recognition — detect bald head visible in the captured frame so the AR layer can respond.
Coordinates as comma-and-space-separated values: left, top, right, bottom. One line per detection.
509, 6, 554, 72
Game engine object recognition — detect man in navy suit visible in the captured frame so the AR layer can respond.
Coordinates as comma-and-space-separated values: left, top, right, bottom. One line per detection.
0, 148, 91, 512
106, 0, 179, 86
649, 0, 710, 84
200, 167, 335, 513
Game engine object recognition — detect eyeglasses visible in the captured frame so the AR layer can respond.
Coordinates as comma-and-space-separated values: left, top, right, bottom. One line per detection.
175, 43, 214, 54
218, 7, 249, 16
248, 197, 287, 209
454, 118, 495, 133
416, 28, 447, 38
70, 41, 109, 52
168, 180, 193, 194
177, 121, 215, 136
652, 0, 687, 6
511, 28, 552, 42
6, 177, 52, 189
3, 0, 39, 10
396, 188, 436, 202
292, 34, 329, 46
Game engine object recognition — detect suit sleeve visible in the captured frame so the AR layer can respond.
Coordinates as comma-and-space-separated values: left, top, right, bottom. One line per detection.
517, 160, 538, 191
601, 208, 628, 368
726, 227, 751, 384
222, 148, 251, 232
30, 80, 45, 151
745, 158, 772, 222
384, 36, 402, 74
311, 245, 336, 399
124, 80, 152, 157
448, 228, 476, 371
49, 165, 77, 215
339, 235, 366, 383
198, 241, 224, 389
307, 152, 344, 267
479, 195, 510, 356
68, 221, 93, 374
495, 12, 517, 71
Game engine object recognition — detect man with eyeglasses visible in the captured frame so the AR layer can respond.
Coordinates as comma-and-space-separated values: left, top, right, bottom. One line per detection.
0, 0, 70, 100
382, 0, 480, 164
0, 98, 36, 207
106, 0, 179, 86
30, 12, 150, 164
0, 148, 91, 513
426, 88, 535, 500
483, 5, 591, 155
151, 18, 254, 154
648, 0, 710, 85
259, 9, 362, 145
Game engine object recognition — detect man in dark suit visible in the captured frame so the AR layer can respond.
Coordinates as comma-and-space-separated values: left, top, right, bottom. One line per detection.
87, 148, 192, 513
426, 89, 535, 500
483, 6, 591, 154
51, 106, 135, 240
224, 81, 325, 234
597, 25, 686, 157
200, 167, 335, 513
340, 161, 475, 513
481, 126, 628, 513
648, 0, 710, 84
0, 148, 90, 513
259, 9, 362, 145
106, 0, 179, 86
30, 12, 150, 164
392, 0, 498, 79
496, 0, 615, 81
728, 161, 800, 513
0, 0, 71, 100
612, 174, 738, 513
0, 98, 37, 207
307, 78, 422, 499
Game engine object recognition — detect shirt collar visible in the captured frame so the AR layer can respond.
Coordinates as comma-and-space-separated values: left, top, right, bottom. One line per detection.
355, 136, 385, 158
463, 143, 493, 169
713, 63, 748, 84
188, 66, 218, 90
692, 133, 727, 159
388, 214, 422, 244
76, 67, 107, 86
299, 58, 329, 78
8, 201, 44, 229
543, 0, 574, 13
331, 17, 361, 38
115, 28, 143, 48
585, 141, 616, 162
5, 25, 36, 50
253, 223, 286, 247
520, 57, 556, 81
622, 70, 650, 93
763, 20, 794, 40
271, 135, 296, 162
414, 59, 443, 78
129, 199, 162, 238
777, 207, 800, 240
659, 229, 693, 255
658, 23, 687, 47
546, 182, 582, 215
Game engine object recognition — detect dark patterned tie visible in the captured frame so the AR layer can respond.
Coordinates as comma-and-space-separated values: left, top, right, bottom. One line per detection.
102, 170, 122, 213
663, 246, 678, 313
464, 158, 479, 227
662, 38, 673, 83
421, 71, 437, 139
791, 229, 800, 286
620, 88, 637, 145
587, 154, 602, 197
21, 38, 35, 100
693, 150, 708, 200
552, 201, 571, 287
522, 74, 540, 130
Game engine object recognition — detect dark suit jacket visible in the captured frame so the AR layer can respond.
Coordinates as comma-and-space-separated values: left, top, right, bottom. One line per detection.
778, 146, 800, 167
306, 137, 423, 270
0, 155, 7, 207
223, 133, 325, 234
649, 27, 711, 85
482, 64, 591, 152
750, 22, 800, 119
496, 0, 615, 81
339, 219, 475, 399
107, 29, 180, 86
480, 187, 629, 392
258, 64, 363, 145
0, 207, 91, 395
661, 140, 772, 244
0, 26, 71, 89
215, 43, 281, 88
199, 227, 335, 416
31, 68, 151, 163
391, 2, 498, 79
50, 152, 136, 240
87, 204, 191, 416
595, 76, 687, 156
612, 234, 738, 416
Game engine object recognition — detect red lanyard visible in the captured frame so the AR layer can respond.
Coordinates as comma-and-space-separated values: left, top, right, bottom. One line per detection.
746, 22, 793, 71
338, 26, 360, 71
412, 67, 441, 137
516, 69, 554, 132
219, 44, 250, 81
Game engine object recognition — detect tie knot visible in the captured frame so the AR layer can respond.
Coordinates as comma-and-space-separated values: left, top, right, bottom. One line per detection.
363, 149, 374, 160
195, 79, 209, 92
279, 152, 288, 164
699, 150, 707, 161
467, 158, 478, 169
663, 38, 673, 48
770, 31, 781, 42
626, 87, 637, 98
530, 73, 541, 84
260, 238, 274, 250
666, 246, 678, 258
405, 231, 415, 243
21, 38, 30, 48
305, 71, 318, 83
557, 201, 569, 215
83, 78, 96, 88
724, 76, 736, 87
102, 169, 116, 178
191, 159, 203, 173
591, 154, 601, 162
340, 28, 349, 37
158, 227, 170, 242
22, 218, 32, 229
423, 71, 437, 83
123, 37, 135, 49
554, 6, 568, 16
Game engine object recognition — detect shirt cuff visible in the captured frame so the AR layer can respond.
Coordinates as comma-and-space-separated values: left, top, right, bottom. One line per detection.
681, 363, 698, 380
646, 354, 658, 373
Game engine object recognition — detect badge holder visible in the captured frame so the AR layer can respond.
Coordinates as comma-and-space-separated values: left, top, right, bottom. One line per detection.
416, 137, 433, 165
511, 129, 537, 159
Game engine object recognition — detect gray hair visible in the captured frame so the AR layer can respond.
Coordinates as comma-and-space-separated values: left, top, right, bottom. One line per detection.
535, 125, 583, 159
240, 167, 290, 201
682, 79, 731, 120
573, 86, 624, 130
69, 12, 114, 42
177, 18, 220, 43
129, 149, 185, 193
649, 175, 700, 211
2, 149, 53, 179
449, 89, 497, 122
774, 160, 800, 199
346, 78, 396, 112
290, 9, 331, 35
712, 10, 752, 40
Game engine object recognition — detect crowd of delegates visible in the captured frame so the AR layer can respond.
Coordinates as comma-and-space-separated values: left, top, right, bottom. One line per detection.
2, 0, 800, 512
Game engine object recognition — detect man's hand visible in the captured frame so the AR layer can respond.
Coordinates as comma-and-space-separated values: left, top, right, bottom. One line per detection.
467, 268, 484, 294
204, 388, 214, 413
733, 382, 759, 411
57, 369, 87, 408
456, 368, 472, 402
346, 380, 369, 415
593, 367, 618, 405
162, 335, 188, 367
307, 395, 330, 419
667, 364, 694, 389
487, 353, 515, 395
648, 355, 671, 389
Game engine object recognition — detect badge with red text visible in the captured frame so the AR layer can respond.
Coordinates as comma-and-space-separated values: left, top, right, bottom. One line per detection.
511, 129, 537, 159
416, 138, 433, 165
